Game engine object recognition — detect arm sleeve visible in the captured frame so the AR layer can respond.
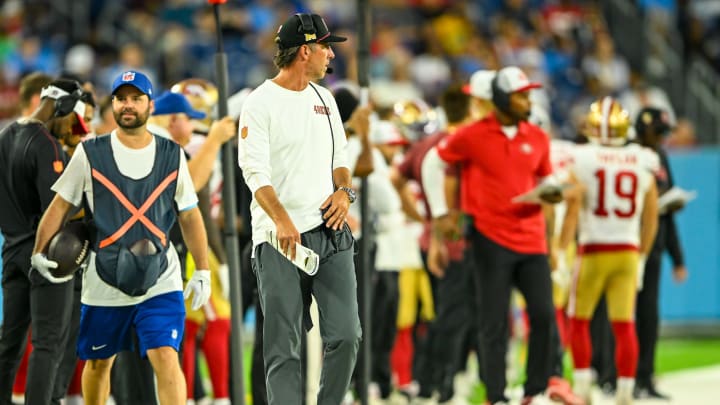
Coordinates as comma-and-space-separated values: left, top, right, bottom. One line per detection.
421, 147, 450, 218
175, 149, 200, 212
660, 149, 684, 266
238, 99, 272, 194
536, 135, 553, 178
51, 143, 88, 207
329, 94, 350, 170
33, 135, 66, 211
345, 137, 362, 174
436, 129, 470, 164
396, 146, 415, 180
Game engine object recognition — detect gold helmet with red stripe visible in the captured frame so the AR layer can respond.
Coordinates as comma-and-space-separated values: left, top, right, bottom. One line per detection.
391, 98, 440, 142
170, 78, 218, 132
585, 96, 630, 146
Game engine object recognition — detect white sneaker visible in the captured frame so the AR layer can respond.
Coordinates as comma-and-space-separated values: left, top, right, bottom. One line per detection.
615, 377, 634, 405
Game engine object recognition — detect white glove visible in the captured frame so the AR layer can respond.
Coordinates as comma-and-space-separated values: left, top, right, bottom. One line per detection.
218, 263, 230, 299
551, 249, 571, 289
637, 254, 647, 291
184, 269, 211, 310
30, 253, 73, 284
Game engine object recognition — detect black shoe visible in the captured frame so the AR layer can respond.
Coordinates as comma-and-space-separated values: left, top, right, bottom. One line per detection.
634, 384, 671, 400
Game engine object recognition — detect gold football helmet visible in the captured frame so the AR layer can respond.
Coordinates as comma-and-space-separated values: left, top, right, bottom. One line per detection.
585, 96, 630, 146
170, 78, 218, 132
392, 98, 440, 141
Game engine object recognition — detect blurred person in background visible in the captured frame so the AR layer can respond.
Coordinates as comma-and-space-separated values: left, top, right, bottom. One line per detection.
436, 66, 561, 405
9, 70, 54, 403
0, 78, 90, 405
16, 72, 54, 118
93, 96, 117, 136
395, 84, 477, 404
560, 97, 659, 405
633, 107, 688, 400
149, 90, 236, 405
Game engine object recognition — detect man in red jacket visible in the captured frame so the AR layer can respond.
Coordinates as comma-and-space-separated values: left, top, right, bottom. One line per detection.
437, 66, 562, 405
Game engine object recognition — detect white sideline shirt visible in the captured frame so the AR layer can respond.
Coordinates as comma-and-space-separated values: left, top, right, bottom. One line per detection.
238, 79, 349, 248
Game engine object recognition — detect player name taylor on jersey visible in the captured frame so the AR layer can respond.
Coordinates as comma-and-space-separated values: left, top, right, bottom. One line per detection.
570, 142, 659, 250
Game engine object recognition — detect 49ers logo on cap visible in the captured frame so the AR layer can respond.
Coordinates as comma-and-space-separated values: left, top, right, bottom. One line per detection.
122, 71, 136, 82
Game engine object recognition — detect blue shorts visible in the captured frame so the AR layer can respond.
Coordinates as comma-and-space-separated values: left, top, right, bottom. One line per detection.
77, 291, 185, 360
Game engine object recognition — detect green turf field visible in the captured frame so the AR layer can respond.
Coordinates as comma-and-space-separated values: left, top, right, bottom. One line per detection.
655, 338, 720, 374
231, 337, 720, 404
466, 338, 720, 404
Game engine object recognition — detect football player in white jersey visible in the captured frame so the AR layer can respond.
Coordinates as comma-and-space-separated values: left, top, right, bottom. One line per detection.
559, 97, 659, 405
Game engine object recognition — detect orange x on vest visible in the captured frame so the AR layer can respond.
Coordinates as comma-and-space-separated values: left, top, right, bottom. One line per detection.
92, 168, 178, 249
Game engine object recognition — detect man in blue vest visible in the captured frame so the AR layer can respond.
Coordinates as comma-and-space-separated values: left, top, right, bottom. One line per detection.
30, 70, 212, 404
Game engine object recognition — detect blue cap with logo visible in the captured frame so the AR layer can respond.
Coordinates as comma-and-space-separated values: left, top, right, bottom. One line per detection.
111, 70, 153, 99
152, 91, 206, 119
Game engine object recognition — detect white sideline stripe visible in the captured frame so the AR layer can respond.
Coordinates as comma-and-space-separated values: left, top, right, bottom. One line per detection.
593, 365, 720, 405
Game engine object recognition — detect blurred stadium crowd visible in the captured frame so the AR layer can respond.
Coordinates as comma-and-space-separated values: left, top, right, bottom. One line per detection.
0, 0, 718, 146
0, 1, 718, 405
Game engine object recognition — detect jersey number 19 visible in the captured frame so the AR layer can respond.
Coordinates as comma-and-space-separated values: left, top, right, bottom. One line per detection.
593, 169, 638, 218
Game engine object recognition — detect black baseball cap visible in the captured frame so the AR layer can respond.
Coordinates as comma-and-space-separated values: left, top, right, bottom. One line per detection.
275, 13, 347, 49
635, 107, 672, 136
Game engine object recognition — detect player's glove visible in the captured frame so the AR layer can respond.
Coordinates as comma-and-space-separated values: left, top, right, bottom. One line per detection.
637, 254, 647, 291
218, 263, 230, 299
30, 253, 74, 284
184, 269, 211, 310
551, 249, 571, 289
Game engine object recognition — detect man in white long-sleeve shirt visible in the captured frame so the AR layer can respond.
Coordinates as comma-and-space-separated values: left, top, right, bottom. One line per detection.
237, 12, 361, 405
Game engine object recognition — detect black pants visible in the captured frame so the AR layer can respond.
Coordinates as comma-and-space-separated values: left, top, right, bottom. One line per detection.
53, 274, 82, 401
471, 230, 554, 403
635, 251, 662, 386
0, 241, 74, 405
370, 271, 399, 398
416, 247, 476, 401
591, 298, 616, 387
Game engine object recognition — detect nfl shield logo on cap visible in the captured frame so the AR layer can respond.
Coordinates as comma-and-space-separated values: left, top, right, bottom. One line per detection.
111, 70, 154, 99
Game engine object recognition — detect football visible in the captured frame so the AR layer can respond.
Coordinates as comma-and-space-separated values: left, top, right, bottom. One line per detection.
129, 238, 158, 256
47, 221, 91, 278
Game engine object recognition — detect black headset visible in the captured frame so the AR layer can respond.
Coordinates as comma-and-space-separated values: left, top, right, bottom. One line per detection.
53, 83, 85, 118
491, 75, 511, 114
295, 13, 316, 35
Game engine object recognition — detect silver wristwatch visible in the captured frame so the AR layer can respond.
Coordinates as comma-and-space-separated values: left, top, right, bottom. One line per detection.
338, 186, 357, 203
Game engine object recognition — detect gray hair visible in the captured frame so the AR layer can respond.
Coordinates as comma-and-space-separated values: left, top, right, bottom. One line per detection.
273, 45, 302, 69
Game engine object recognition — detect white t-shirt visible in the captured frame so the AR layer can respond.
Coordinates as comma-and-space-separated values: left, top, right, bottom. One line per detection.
52, 131, 198, 306
238, 79, 349, 247
570, 142, 659, 248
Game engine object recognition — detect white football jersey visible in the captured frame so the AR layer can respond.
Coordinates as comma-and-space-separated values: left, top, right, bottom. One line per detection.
571, 142, 659, 248
551, 139, 575, 235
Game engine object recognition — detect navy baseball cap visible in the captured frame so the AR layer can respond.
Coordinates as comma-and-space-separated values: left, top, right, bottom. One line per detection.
152, 91, 206, 119
275, 13, 347, 49
111, 70, 153, 99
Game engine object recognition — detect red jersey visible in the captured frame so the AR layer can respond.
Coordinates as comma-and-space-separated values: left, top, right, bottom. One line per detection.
437, 113, 552, 254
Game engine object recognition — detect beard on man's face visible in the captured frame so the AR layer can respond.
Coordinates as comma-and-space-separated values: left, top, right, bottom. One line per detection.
113, 107, 150, 129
